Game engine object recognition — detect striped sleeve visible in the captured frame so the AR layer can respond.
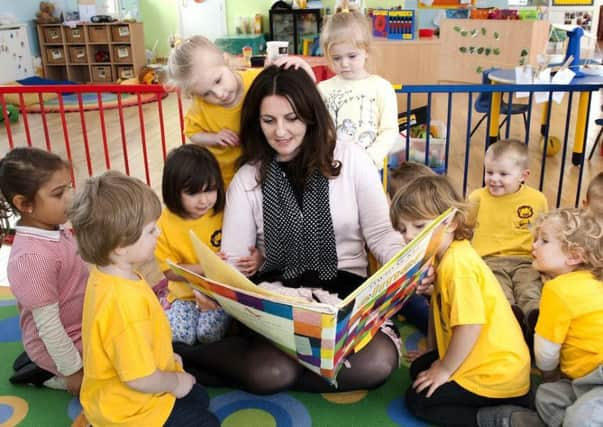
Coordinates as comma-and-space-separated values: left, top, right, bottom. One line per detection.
9, 253, 61, 309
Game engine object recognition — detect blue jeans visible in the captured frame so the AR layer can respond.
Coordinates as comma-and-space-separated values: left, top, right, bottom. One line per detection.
163, 383, 219, 427
399, 294, 429, 335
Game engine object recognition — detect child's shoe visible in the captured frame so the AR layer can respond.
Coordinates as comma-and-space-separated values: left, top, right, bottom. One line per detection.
477, 405, 544, 427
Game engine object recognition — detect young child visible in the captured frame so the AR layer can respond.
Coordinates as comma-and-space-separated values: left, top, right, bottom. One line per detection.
318, 0, 398, 170
584, 171, 603, 217
531, 208, 603, 427
1, 147, 87, 394
155, 145, 244, 346
386, 161, 435, 337
391, 175, 531, 427
469, 140, 548, 327
68, 171, 219, 427
167, 35, 315, 188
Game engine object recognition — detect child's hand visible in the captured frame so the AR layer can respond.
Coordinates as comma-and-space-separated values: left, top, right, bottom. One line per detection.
174, 352, 183, 367
416, 265, 436, 296
65, 368, 83, 396
217, 251, 228, 261
193, 289, 219, 311
213, 129, 240, 147
412, 360, 451, 397
404, 350, 427, 364
272, 56, 316, 82
173, 372, 196, 398
182, 263, 204, 276
236, 246, 264, 277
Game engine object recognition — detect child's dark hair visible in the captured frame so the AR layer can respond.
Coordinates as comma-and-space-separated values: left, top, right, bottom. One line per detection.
387, 161, 435, 199
390, 175, 474, 241
0, 147, 70, 215
162, 145, 225, 217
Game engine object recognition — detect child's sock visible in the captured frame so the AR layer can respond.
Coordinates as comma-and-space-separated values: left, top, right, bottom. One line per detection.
43, 375, 67, 390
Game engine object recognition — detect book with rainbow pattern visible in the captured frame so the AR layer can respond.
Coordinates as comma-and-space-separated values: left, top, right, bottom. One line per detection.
168, 208, 455, 386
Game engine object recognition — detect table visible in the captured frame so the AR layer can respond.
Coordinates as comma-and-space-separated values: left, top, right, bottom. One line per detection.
488, 68, 603, 165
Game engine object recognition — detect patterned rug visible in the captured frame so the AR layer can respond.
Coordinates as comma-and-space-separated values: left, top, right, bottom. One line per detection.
0, 286, 434, 427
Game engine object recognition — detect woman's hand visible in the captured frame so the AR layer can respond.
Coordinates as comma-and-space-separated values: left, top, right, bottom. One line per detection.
193, 290, 219, 311
412, 359, 452, 397
236, 246, 264, 277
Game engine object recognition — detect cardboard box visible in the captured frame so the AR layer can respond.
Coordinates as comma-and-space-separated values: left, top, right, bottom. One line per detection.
65, 27, 84, 43
111, 25, 130, 42
88, 26, 108, 43
46, 47, 65, 64
69, 46, 87, 63
43, 27, 63, 43
91, 66, 112, 82
116, 66, 135, 80
112, 45, 132, 63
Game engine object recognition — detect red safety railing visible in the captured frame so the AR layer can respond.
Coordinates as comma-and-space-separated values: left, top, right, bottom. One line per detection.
0, 84, 184, 188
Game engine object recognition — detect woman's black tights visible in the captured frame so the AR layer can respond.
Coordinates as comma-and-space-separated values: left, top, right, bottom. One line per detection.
173, 330, 398, 395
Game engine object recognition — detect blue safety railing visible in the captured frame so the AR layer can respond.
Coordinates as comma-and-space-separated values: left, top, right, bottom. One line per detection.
393, 82, 602, 208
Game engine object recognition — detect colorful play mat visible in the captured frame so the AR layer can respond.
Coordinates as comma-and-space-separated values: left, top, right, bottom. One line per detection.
0, 286, 435, 427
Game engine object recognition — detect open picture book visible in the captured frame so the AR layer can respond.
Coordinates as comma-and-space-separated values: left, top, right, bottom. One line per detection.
167, 208, 455, 385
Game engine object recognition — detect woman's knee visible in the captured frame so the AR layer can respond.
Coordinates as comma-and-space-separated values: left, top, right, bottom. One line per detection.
243, 347, 301, 394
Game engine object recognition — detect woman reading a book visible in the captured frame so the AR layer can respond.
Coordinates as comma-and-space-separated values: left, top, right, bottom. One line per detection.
172, 65, 410, 395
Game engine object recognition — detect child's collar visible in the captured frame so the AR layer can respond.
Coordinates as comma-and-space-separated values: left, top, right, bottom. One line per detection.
15, 224, 64, 242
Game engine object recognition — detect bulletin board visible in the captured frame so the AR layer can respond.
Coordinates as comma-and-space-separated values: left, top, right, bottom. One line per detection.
418, 0, 476, 9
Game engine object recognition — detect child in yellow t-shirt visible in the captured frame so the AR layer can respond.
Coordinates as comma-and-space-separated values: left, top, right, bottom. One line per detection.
468, 140, 548, 328
155, 145, 263, 347
583, 171, 603, 218
69, 171, 219, 427
391, 175, 531, 427
167, 35, 316, 188
529, 209, 603, 427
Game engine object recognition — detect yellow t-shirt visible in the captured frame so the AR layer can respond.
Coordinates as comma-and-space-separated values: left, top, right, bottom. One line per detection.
535, 270, 603, 379
183, 68, 263, 188
469, 185, 548, 257
155, 207, 223, 302
80, 267, 182, 427
434, 240, 530, 398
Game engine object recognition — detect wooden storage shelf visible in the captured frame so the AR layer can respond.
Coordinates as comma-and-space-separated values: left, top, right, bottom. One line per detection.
37, 22, 145, 83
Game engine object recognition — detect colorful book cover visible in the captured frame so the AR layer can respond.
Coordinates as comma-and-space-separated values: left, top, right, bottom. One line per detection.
168, 208, 455, 385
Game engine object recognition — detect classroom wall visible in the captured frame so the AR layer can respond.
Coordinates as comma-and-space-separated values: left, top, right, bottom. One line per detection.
139, 0, 508, 59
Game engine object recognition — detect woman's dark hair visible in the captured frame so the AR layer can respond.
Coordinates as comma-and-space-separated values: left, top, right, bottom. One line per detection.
162, 144, 225, 217
0, 147, 70, 214
238, 65, 341, 186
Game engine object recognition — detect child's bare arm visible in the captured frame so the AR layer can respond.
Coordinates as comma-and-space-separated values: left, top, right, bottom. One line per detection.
126, 370, 195, 398
413, 324, 481, 397
189, 129, 239, 147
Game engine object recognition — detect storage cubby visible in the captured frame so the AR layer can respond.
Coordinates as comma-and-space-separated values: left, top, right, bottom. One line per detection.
37, 22, 145, 83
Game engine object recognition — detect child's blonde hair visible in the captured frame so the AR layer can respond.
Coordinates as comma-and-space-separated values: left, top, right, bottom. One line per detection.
68, 171, 161, 266
387, 161, 435, 199
167, 35, 225, 95
390, 175, 474, 241
533, 208, 603, 280
585, 172, 603, 217
320, 0, 371, 61
485, 139, 529, 170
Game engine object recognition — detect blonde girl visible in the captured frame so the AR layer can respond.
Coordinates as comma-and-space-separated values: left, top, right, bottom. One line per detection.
390, 175, 531, 427
167, 35, 315, 189
318, 0, 398, 169
1, 147, 87, 395
530, 209, 603, 427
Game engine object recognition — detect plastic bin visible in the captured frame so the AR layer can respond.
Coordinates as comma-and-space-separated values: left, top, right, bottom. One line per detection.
388, 120, 447, 174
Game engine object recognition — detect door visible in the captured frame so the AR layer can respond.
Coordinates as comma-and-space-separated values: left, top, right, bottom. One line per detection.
178, 0, 226, 41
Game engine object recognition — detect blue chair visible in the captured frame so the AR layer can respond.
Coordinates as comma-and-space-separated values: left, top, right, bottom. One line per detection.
469, 69, 529, 138
589, 118, 603, 160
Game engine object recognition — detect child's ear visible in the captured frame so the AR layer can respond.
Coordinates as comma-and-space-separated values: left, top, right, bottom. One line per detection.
566, 248, 585, 266
520, 169, 530, 183
12, 194, 32, 214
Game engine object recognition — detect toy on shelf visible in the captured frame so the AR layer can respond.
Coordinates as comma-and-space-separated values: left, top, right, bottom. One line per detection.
36, 1, 60, 24
371, 9, 415, 40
